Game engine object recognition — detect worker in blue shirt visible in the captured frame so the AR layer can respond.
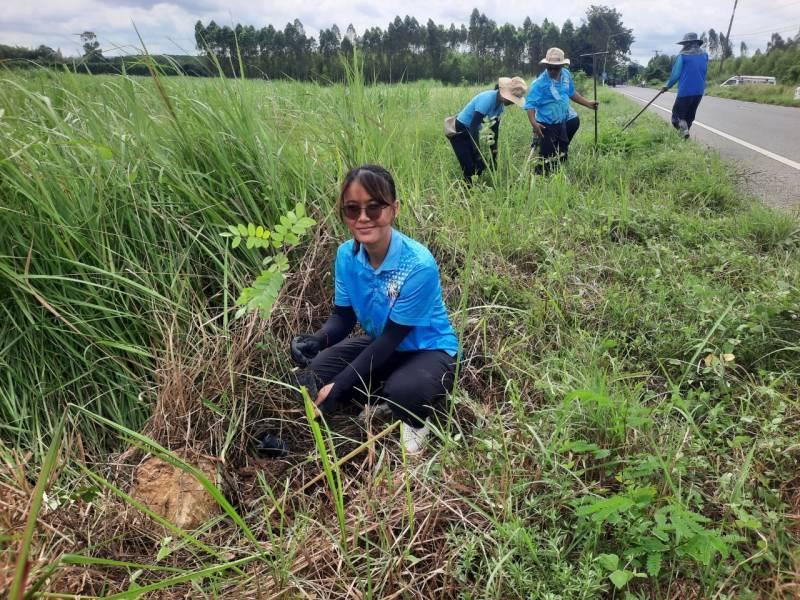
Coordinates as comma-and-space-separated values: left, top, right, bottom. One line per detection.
290, 165, 459, 455
524, 48, 598, 174
662, 32, 709, 139
448, 76, 527, 182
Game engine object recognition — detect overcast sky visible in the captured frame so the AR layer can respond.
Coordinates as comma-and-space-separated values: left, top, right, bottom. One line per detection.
2, 0, 799, 66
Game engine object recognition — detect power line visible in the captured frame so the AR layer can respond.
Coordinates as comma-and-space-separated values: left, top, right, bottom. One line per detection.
732, 22, 800, 37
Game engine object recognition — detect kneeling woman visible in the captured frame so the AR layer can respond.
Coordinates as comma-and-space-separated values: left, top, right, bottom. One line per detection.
291, 165, 458, 454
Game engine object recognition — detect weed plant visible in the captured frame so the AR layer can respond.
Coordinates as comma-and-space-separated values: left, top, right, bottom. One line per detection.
1, 61, 798, 598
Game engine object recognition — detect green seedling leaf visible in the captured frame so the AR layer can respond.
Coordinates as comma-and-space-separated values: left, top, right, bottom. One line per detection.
646, 552, 662, 577
237, 224, 248, 236
235, 270, 284, 319
609, 569, 635, 589
576, 494, 634, 522
596, 553, 619, 571
156, 536, 174, 561
297, 217, 316, 228
561, 440, 600, 454
232, 236, 241, 249
247, 223, 256, 236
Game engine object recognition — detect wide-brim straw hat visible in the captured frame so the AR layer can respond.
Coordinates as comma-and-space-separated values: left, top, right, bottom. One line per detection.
539, 47, 571, 66
498, 76, 527, 107
677, 32, 701, 44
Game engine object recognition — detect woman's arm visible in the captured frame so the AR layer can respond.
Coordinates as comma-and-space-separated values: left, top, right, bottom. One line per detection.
489, 118, 500, 163
569, 92, 599, 110
527, 108, 544, 136
313, 305, 357, 347
663, 54, 683, 90
291, 305, 356, 366
468, 110, 486, 138
315, 319, 412, 411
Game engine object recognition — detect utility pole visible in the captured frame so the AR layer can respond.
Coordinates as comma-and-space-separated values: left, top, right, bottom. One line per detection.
718, 0, 739, 76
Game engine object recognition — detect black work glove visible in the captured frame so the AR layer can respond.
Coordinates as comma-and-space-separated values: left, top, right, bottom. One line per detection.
661, 86, 669, 93
254, 432, 289, 457
290, 334, 322, 366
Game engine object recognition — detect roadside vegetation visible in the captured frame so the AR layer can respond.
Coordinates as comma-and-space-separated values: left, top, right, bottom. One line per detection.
704, 83, 800, 107
1, 62, 798, 598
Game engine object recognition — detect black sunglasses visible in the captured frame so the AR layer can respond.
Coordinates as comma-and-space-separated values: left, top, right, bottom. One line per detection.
341, 201, 391, 221
546, 65, 563, 71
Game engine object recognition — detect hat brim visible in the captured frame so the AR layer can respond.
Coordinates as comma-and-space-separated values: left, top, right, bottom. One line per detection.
540, 58, 570, 66
499, 91, 525, 107
677, 39, 701, 44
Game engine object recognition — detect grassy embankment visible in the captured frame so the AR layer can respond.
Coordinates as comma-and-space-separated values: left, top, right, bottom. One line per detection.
1, 65, 799, 598
705, 83, 800, 107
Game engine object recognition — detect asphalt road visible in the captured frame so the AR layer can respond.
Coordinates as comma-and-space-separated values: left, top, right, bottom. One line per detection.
612, 86, 800, 212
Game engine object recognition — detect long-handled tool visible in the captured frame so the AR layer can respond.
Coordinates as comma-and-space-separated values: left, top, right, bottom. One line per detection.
622, 89, 666, 131
579, 50, 609, 147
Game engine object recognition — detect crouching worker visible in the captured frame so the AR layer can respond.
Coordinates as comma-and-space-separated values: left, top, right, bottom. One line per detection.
448, 77, 527, 182
525, 47, 598, 174
290, 165, 459, 454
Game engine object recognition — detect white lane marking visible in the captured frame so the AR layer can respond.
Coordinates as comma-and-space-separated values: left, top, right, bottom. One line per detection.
618, 90, 800, 172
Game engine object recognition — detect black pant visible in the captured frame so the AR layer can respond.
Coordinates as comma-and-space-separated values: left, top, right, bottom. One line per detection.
448, 120, 487, 181
671, 95, 702, 130
534, 117, 580, 174
308, 336, 455, 427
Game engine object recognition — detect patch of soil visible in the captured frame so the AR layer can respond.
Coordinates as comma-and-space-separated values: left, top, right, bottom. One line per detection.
130, 450, 221, 530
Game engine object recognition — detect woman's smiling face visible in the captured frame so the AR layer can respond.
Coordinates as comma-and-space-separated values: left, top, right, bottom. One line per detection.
341, 180, 397, 248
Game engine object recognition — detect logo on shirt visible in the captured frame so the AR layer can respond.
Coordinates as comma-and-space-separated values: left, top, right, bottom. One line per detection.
386, 281, 400, 301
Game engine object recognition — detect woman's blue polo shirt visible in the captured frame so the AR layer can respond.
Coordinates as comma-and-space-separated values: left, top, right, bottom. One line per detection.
456, 89, 505, 130
523, 68, 578, 124
334, 229, 458, 356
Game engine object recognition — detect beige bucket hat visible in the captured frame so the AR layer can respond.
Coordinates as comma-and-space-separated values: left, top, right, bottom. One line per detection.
498, 76, 528, 107
539, 47, 571, 66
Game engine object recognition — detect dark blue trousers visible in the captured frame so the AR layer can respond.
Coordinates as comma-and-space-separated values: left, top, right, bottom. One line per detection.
671, 95, 703, 130
307, 336, 455, 427
448, 120, 486, 181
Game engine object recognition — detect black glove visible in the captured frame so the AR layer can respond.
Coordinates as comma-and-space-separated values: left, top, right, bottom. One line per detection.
661, 86, 669, 93
254, 432, 289, 457
290, 334, 322, 366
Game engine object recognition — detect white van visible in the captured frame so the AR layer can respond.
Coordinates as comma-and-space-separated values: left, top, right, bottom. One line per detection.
720, 75, 777, 86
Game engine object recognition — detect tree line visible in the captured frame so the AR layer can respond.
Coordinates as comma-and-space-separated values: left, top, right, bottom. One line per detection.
190, 6, 634, 83
0, 7, 636, 83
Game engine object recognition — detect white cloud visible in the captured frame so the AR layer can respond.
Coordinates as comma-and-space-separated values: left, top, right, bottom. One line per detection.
1, 0, 798, 65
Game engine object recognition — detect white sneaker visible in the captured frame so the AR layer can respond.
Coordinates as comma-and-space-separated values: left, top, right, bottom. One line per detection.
400, 421, 430, 455
358, 402, 393, 425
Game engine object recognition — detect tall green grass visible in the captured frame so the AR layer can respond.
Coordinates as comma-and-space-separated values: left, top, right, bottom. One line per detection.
705, 83, 800, 107
1, 62, 798, 597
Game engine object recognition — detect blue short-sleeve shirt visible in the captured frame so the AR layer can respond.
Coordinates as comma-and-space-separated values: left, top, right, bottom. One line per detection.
523, 68, 578, 124
334, 229, 459, 356
456, 89, 505, 130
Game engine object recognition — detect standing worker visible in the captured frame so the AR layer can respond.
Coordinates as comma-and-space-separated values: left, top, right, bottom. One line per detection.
525, 48, 598, 174
290, 165, 459, 455
662, 32, 709, 139
447, 77, 527, 182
